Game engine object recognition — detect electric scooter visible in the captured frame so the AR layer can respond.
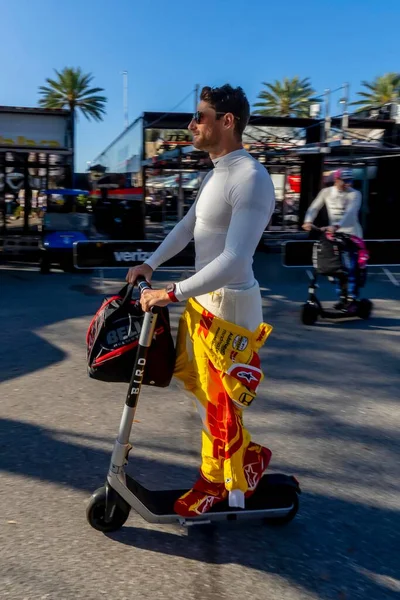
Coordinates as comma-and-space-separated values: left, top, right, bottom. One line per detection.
301, 226, 373, 326
86, 277, 301, 533
302, 275, 373, 325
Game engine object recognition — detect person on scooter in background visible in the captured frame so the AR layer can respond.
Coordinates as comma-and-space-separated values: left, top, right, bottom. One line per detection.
126, 84, 276, 517
302, 168, 363, 311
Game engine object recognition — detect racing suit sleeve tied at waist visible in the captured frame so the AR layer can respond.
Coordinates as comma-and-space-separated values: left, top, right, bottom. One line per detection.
173, 297, 273, 494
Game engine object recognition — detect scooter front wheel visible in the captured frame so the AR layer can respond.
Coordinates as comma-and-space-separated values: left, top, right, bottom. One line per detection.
301, 303, 319, 325
86, 486, 130, 532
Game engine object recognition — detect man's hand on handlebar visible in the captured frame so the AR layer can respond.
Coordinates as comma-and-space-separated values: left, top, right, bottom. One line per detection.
323, 225, 339, 233
126, 263, 172, 311
303, 223, 338, 233
140, 288, 171, 312
126, 263, 153, 285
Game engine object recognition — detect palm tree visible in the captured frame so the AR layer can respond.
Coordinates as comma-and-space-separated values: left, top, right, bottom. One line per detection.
38, 67, 107, 169
351, 73, 400, 112
253, 77, 317, 117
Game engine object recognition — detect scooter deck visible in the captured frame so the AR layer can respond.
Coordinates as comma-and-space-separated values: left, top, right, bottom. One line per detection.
320, 309, 360, 321
125, 473, 299, 516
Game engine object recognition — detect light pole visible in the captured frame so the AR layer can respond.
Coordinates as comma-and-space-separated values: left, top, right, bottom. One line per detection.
194, 83, 200, 111
122, 71, 129, 129
339, 82, 350, 137
322, 89, 331, 143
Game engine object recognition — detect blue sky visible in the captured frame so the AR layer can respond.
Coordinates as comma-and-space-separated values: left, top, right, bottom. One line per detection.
1, 0, 399, 171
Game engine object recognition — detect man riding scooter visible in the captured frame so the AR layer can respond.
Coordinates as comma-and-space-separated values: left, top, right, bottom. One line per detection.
302, 168, 363, 312
126, 84, 276, 518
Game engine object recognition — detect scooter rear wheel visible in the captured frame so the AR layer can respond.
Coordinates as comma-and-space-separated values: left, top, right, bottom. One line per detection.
357, 299, 373, 320
40, 258, 51, 274
263, 493, 299, 526
301, 303, 319, 325
86, 486, 130, 532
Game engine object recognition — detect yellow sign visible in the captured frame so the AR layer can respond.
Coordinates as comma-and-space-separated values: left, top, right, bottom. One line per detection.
0, 135, 61, 148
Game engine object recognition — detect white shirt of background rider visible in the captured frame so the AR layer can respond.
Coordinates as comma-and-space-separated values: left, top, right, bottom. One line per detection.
304, 185, 363, 238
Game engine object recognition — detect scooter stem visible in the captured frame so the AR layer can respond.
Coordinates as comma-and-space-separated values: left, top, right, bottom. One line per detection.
110, 309, 159, 474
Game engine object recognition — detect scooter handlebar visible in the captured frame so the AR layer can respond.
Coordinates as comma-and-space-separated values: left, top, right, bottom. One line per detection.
135, 276, 161, 314
304, 224, 327, 237
307, 224, 323, 232
135, 275, 151, 294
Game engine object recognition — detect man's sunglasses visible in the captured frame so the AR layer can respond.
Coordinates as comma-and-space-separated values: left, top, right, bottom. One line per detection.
192, 110, 240, 124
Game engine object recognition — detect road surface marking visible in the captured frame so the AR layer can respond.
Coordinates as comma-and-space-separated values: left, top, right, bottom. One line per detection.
383, 268, 400, 287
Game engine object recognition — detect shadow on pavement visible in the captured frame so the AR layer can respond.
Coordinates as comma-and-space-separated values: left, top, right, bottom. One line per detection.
0, 268, 106, 383
0, 416, 399, 600
111, 500, 399, 600
0, 330, 67, 383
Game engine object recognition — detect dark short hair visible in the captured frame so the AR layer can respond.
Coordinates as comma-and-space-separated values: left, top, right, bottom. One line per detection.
200, 84, 250, 139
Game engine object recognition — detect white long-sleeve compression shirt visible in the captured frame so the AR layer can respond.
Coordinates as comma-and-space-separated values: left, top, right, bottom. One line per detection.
304, 185, 363, 238
144, 148, 275, 301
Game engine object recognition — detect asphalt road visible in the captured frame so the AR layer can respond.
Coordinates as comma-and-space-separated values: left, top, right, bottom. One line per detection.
0, 254, 399, 600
